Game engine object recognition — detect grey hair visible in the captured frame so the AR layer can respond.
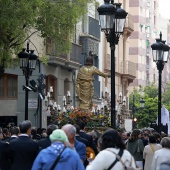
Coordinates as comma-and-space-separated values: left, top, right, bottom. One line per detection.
161, 137, 170, 149
68, 125, 76, 135
62, 124, 76, 136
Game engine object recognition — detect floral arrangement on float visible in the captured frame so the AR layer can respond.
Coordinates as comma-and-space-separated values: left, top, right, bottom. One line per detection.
48, 104, 111, 128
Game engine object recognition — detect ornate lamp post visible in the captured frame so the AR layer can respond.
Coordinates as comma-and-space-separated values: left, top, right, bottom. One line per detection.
18, 42, 38, 120
98, 0, 128, 128
151, 32, 170, 134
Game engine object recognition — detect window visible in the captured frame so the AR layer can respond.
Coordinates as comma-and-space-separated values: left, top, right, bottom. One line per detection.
154, 1, 156, 10
0, 74, 18, 99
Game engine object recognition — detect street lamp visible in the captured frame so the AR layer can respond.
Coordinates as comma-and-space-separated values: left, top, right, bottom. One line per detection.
117, 92, 126, 127
98, 0, 128, 128
151, 32, 170, 134
132, 95, 145, 129
18, 41, 38, 120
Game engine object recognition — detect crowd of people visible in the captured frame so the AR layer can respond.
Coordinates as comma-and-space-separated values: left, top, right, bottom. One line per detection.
0, 120, 170, 170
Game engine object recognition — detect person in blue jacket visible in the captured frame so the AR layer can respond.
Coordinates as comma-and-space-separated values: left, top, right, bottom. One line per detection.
32, 129, 84, 170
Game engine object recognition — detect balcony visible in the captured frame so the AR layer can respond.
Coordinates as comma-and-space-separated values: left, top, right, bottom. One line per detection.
121, 61, 136, 84
88, 16, 100, 40
80, 16, 100, 56
124, 14, 134, 37
46, 40, 82, 70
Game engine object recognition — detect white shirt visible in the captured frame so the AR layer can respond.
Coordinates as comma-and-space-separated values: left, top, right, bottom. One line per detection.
86, 148, 136, 170
151, 148, 170, 170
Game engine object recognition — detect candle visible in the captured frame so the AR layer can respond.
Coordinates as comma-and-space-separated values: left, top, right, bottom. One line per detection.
63, 107, 66, 113
44, 96, 48, 101
67, 91, 71, 97
53, 102, 57, 108
70, 106, 74, 110
49, 86, 53, 92
92, 107, 95, 113
63, 96, 66, 102
58, 105, 61, 111
47, 92, 50, 98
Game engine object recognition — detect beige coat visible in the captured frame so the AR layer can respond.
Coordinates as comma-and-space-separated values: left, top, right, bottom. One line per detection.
143, 143, 162, 170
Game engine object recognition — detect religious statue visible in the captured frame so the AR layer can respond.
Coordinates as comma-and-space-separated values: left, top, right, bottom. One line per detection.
76, 56, 110, 110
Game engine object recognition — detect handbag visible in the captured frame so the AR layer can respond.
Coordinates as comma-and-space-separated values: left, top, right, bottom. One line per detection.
137, 140, 140, 153
50, 147, 66, 170
150, 144, 155, 153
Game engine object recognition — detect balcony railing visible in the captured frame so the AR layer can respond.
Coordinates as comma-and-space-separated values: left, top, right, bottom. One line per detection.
124, 14, 134, 33
88, 16, 100, 40
46, 39, 82, 69
121, 60, 136, 78
70, 43, 82, 63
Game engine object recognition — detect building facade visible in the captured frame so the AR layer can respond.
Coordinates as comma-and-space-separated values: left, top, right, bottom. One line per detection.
128, 0, 159, 91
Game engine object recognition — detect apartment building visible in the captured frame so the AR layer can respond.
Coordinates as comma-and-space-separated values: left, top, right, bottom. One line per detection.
159, 16, 170, 91
128, 0, 170, 94
128, 0, 157, 91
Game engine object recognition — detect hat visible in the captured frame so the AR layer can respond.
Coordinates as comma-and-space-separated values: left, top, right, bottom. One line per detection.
49, 129, 68, 143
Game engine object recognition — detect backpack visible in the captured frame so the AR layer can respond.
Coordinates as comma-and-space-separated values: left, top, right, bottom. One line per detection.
157, 162, 170, 170
106, 149, 135, 170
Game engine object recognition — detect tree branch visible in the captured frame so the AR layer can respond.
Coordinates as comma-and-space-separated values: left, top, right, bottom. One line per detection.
24, 30, 39, 42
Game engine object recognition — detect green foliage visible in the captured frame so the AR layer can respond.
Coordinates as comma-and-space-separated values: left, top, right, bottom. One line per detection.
135, 97, 158, 128
0, 0, 94, 67
129, 84, 158, 128
130, 82, 170, 128
129, 88, 142, 110
39, 55, 49, 65
144, 82, 158, 98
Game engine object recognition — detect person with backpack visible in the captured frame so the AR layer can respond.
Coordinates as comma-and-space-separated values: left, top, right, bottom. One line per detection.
32, 129, 84, 170
151, 137, 170, 170
86, 129, 136, 170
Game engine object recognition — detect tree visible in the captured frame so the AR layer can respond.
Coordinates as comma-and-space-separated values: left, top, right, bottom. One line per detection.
0, 0, 94, 67
135, 97, 158, 128
129, 88, 141, 110
144, 82, 158, 98
129, 84, 158, 128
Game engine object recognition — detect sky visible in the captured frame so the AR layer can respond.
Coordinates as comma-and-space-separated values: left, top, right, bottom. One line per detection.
159, 0, 170, 18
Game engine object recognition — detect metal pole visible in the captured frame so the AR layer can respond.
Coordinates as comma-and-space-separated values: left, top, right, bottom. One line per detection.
39, 96, 42, 128
132, 95, 135, 129
25, 41, 30, 120
110, 25, 116, 129
73, 70, 76, 108
25, 76, 29, 120
111, 44, 116, 129
158, 68, 162, 134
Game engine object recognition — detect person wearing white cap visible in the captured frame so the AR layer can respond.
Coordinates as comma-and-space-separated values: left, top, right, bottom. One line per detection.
32, 129, 84, 170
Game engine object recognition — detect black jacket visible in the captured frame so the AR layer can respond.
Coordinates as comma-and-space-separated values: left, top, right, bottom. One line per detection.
38, 136, 51, 150
75, 135, 89, 146
0, 141, 11, 170
9, 136, 39, 170
79, 131, 98, 155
